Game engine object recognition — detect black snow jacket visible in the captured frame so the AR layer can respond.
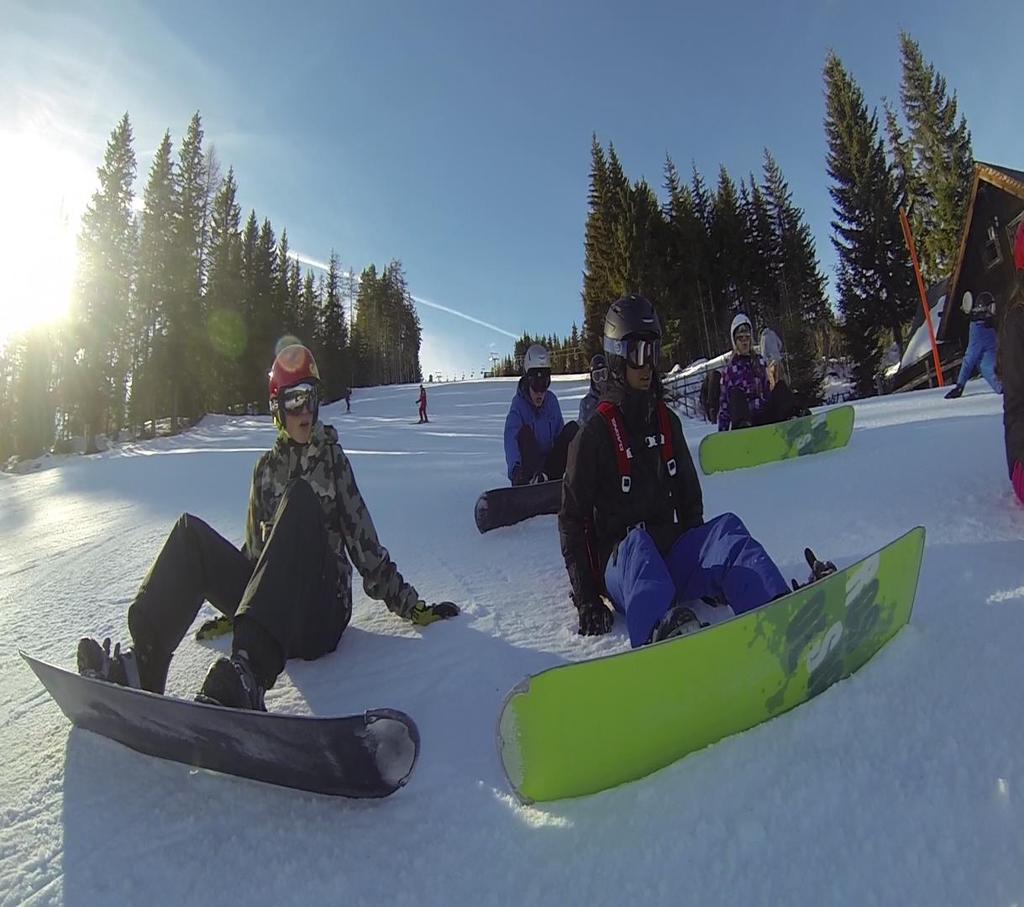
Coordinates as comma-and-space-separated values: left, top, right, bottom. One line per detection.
558, 380, 703, 607
1002, 299, 1024, 477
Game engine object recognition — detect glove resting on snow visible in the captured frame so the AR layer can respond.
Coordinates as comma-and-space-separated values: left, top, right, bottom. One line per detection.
410, 600, 460, 626
195, 615, 234, 640
577, 599, 614, 636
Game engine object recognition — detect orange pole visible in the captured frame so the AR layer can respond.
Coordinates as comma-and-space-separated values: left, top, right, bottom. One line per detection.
899, 207, 945, 387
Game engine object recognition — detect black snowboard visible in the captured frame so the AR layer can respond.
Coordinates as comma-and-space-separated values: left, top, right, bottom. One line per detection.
22, 651, 419, 798
474, 479, 562, 533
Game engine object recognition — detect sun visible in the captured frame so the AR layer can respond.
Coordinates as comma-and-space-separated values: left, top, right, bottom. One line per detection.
0, 129, 95, 346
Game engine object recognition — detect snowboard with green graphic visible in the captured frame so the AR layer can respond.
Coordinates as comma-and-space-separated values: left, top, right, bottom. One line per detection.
698, 405, 855, 474
497, 526, 924, 803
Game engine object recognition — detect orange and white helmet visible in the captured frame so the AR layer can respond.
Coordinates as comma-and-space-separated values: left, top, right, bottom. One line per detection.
268, 344, 321, 426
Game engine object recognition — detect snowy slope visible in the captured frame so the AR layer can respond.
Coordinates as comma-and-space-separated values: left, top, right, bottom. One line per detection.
1, 375, 1022, 906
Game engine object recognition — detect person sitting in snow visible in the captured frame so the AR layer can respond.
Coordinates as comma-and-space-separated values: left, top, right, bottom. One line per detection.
559, 295, 833, 646
77, 342, 459, 710
1001, 226, 1024, 506
717, 313, 803, 431
945, 290, 1003, 399
578, 353, 608, 426
504, 343, 578, 485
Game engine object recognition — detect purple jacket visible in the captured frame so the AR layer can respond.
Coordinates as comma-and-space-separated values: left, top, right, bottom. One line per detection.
718, 354, 769, 431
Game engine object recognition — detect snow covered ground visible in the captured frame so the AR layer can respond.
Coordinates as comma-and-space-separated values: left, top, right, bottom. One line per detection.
1, 374, 1021, 906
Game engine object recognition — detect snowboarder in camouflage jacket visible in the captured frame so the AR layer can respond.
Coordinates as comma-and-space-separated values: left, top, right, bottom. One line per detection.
77, 343, 458, 711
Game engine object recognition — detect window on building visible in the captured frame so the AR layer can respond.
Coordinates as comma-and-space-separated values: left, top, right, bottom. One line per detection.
982, 222, 1003, 269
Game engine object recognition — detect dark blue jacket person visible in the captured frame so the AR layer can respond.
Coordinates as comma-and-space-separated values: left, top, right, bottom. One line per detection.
504, 344, 578, 485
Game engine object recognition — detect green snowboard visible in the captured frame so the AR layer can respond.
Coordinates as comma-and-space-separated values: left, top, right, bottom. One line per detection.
698, 405, 855, 474
497, 526, 925, 803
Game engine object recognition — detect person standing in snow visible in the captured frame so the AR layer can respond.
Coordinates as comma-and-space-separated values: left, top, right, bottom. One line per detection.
578, 353, 608, 426
559, 295, 832, 646
77, 343, 459, 710
1001, 224, 1024, 505
504, 343, 579, 485
416, 384, 429, 423
717, 313, 803, 431
945, 291, 1003, 399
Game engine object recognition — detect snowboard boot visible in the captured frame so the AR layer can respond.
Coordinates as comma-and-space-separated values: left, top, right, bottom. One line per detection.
944, 385, 964, 400
528, 471, 549, 485
77, 637, 143, 689
196, 651, 267, 711
650, 603, 705, 644
791, 547, 838, 590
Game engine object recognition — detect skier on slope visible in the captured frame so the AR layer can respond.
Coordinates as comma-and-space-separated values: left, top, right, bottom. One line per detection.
77, 342, 459, 710
1001, 226, 1024, 505
559, 295, 833, 647
504, 343, 579, 485
578, 353, 608, 426
416, 384, 429, 423
945, 291, 1003, 399
717, 313, 803, 431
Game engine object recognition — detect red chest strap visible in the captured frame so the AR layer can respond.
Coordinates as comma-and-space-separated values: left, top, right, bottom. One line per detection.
596, 400, 678, 492
596, 401, 633, 492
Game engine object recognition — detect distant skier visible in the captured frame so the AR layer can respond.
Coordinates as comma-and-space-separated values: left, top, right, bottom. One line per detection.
417, 384, 428, 423
344, 387, 351, 412
717, 313, 802, 431
76, 343, 458, 710
559, 295, 832, 647
945, 291, 1003, 398
504, 343, 578, 485
1002, 231, 1024, 505
578, 353, 608, 425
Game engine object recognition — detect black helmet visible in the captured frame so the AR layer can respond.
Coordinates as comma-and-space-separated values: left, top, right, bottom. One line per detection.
589, 353, 607, 371
603, 295, 662, 377
604, 295, 662, 343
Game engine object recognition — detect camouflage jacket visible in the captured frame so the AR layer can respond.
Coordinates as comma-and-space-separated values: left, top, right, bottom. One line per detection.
243, 422, 420, 621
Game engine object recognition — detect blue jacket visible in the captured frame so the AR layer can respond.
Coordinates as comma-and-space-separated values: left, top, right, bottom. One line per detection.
578, 386, 600, 425
504, 377, 565, 479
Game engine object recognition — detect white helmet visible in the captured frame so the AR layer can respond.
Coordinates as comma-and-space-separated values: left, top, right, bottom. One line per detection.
523, 343, 551, 372
730, 313, 753, 339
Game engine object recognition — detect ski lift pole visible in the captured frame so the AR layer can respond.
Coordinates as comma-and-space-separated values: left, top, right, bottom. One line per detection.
899, 207, 945, 387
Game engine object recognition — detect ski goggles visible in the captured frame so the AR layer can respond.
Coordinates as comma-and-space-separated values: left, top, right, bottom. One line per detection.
526, 369, 552, 392
281, 382, 318, 414
591, 365, 609, 385
605, 335, 661, 369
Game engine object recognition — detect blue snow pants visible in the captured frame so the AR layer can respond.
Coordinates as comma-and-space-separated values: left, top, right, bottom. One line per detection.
604, 512, 789, 648
956, 322, 1002, 394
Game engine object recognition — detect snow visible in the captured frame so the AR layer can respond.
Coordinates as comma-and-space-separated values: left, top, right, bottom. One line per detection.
1, 375, 1022, 905
897, 293, 948, 374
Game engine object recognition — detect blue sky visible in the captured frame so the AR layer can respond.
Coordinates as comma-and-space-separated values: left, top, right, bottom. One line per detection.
2, 0, 1022, 379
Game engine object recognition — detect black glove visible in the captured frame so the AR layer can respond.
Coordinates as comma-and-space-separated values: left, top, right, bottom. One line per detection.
410, 600, 460, 626
577, 599, 614, 636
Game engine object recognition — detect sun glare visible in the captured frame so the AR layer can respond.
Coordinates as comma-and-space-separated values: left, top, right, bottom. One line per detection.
0, 129, 95, 347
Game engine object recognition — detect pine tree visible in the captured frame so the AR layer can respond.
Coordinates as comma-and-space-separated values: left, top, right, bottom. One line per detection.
897, 32, 974, 282
762, 150, 829, 403
206, 168, 244, 410
131, 131, 178, 433
581, 137, 616, 356
824, 52, 916, 397
68, 113, 137, 449
319, 251, 348, 399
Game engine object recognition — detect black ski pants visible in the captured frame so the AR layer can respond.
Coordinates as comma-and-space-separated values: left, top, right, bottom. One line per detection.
128, 478, 345, 690
514, 421, 579, 485
727, 382, 798, 430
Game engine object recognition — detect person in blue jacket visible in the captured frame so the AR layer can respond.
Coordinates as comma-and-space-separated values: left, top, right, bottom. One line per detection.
945, 290, 1003, 399
578, 353, 607, 426
504, 344, 579, 485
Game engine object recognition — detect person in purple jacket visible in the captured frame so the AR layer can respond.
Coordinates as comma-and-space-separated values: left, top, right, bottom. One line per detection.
504, 343, 579, 485
717, 313, 802, 431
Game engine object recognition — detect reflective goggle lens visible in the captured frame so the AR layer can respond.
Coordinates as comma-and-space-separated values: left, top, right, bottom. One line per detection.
626, 337, 660, 369
282, 383, 317, 413
527, 370, 551, 391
